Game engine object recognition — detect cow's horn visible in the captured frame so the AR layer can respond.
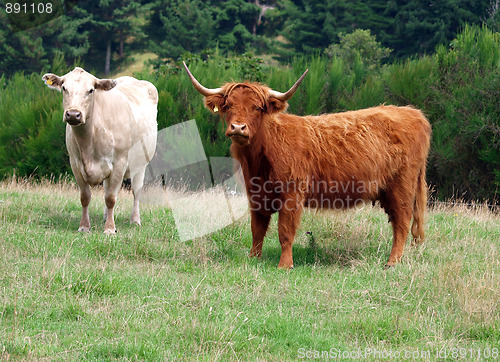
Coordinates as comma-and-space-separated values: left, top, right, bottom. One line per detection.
183, 61, 223, 96
269, 69, 309, 101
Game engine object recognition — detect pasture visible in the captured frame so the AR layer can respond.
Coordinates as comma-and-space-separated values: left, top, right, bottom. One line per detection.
0, 178, 498, 360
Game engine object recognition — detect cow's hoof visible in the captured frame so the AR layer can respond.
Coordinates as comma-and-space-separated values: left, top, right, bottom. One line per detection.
77, 226, 91, 232
383, 263, 394, 270
130, 219, 141, 226
410, 239, 424, 248
277, 264, 294, 270
104, 228, 117, 235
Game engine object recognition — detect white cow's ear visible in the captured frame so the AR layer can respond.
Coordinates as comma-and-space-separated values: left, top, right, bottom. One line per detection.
95, 79, 117, 91
42, 73, 63, 91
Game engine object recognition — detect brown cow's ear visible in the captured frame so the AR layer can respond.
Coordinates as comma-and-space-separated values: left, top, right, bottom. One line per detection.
205, 94, 225, 113
42, 73, 64, 91
95, 79, 117, 91
266, 97, 288, 113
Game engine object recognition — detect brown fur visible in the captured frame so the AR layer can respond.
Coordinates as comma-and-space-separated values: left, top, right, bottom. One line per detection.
203, 82, 431, 269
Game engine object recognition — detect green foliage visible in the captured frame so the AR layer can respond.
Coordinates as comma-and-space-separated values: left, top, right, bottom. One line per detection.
0, 72, 68, 178
146, 0, 216, 60
146, 0, 262, 62
72, 0, 151, 74
290, 56, 328, 115
484, 0, 500, 32
0, 10, 50, 75
0, 56, 76, 178
0, 0, 150, 77
325, 29, 392, 72
214, 0, 261, 53
385, 25, 499, 200
276, 0, 331, 58
274, 0, 392, 61
0, 0, 493, 76
381, 0, 491, 58
385, 56, 438, 107
431, 25, 499, 199
275, 0, 489, 61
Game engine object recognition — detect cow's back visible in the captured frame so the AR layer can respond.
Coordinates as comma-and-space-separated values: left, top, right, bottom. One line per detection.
114, 76, 158, 138
113, 77, 158, 175
261, 105, 430, 198
88, 77, 157, 153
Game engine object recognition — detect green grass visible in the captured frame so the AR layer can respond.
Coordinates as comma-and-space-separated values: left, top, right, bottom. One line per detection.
0, 179, 499, 360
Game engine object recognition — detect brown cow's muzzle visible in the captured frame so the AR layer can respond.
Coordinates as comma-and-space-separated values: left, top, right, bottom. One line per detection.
64, 109, 83, 126
227, 123, 250, 145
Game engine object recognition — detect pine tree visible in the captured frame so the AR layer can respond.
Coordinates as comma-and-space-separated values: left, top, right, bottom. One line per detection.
276, 0, 385, 60
213, 0, 260, 53
146, 0, 216, 60
62, 0, 149, 75
0, 10, 49, 75
383, 0, 490, 58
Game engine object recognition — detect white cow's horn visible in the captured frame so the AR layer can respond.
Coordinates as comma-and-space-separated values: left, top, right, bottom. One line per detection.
269, 69, 309, 101
183, 61, 223, 96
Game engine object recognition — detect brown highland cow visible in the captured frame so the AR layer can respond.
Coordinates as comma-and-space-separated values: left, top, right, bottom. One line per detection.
184, 62, 431, 269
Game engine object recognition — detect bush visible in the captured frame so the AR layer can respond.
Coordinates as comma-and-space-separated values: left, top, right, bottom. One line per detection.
0, 71, 69, 178
325, 29, 392, 73
432, 25, 499, 200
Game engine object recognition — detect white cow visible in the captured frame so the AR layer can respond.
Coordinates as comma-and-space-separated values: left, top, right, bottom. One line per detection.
42, 67, 157, 234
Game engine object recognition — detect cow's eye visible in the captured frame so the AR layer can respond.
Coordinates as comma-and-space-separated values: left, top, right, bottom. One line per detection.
62, 86, 67, 92
88, 89, 94, 94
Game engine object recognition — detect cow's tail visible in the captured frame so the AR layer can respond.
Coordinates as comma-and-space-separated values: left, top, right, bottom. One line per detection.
411, 163, 427, 245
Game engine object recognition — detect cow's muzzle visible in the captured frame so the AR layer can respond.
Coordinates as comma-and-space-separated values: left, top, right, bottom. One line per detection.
227, 123, 249, 144
64, 109, 83, 125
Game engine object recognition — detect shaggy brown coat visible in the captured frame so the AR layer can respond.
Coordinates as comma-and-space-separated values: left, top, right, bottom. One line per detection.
201, 81, 431, 269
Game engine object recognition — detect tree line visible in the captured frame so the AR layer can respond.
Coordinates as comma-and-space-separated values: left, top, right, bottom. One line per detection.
1, 0, 498, 76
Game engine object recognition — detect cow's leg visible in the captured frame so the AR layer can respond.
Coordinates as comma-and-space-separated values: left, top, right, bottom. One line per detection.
410, 164, 427, 247
249, 211, 271, 257
277, 198, 303, 269
130, 166, 147, 225
386, 208, 412, 268
103, 164, 127, 234
78, 183, 91, 232
71, 163, 91, 232
103, 181, 119, 234
384, 184, 414, 268
102, 179, 109, 222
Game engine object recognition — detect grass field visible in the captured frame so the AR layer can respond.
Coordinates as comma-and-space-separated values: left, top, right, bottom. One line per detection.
0, 179, 499, 360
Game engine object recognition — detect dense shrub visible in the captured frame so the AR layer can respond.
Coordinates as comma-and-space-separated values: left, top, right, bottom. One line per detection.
385, 25, 499, 200
0, 72, 68, 178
